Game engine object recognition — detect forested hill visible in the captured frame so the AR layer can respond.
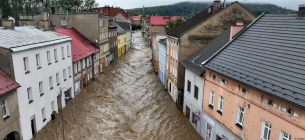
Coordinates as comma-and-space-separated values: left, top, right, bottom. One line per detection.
126, 2, 295, 20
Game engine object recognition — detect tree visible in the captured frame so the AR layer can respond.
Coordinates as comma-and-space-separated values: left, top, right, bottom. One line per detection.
166, 20, 174, 32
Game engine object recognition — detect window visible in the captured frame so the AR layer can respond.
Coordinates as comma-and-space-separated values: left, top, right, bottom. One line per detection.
63, 69, 66, 81
1, 100, 9, 118
74, 63, 77, 74
47, 51, 51, 64
221, 78, 227, 84
240, 86, 248, 94
286, 108, 294, 116
82, 59, 86, 70
86, 57, 90, 67
51, 101, 55, 112
61, 19, 67, 25
67, 45, 70, 57
260, 121, 271, 140
49, 76, 53, 90
68, 67, 71, 78
218, 96, 224, 113
56, 73, 60, 86
267, 99, 274, 106
209, 90, 214, 107
187, 80, 191, 92
194, 85, 198, 99
61, 47, 65, 59
27, 87, 33, 103
23, 57, 30, 73
212, 74, 216, 80
192, 112, 197, 127
77, 61, 81, 72
54, 49, 58, 62
280, 131, 291, 140
42, 108, 46, 122
236, 106, 245, 127
39, 81, 44, 96
36, 54, 41, 68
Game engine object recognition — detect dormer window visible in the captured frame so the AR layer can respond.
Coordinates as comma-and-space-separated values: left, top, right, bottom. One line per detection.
221, 78, 227, 84
212, 74, 217, 80
240, 87, 248, 94
267, 99, 274, 106
286, 108, 294, 116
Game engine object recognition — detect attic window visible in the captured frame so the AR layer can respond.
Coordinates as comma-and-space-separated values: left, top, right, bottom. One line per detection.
85, 40, 90, 44
212, 74, 217, 80
267, 99, 274, 106
240, 87, 248, 94
82, 41, 88, 46
286, 108, 294, 116
221, 78, 227, 84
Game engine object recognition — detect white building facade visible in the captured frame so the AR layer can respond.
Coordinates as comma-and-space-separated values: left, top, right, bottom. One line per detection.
183, 68, 205, 134
0, 26, 74, 140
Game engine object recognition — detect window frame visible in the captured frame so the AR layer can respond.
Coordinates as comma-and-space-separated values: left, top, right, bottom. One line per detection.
194, 85, 198, 99
191, 112, 197, 127
209, 90, 215, 106
47, 51, 51, 64
67, 45, 70, 57
260, 121, 272, 140
54, 49, 58, 62
36, 54, 41, 68
27, 87, 33, 103
42, 107, 46, 122
56, 73, 60, 85
49, 76, 53, 90
218, 95, 224, 112
23, 57, 30, 73
39, 81, 44, 96
236, 106, 245, 126
280, 131, 291, 140
1, 100, 9, 118
63, 69, 66, 80
61, 47, 65, 59
68, 66, 72, 78
187, 80, 191, 92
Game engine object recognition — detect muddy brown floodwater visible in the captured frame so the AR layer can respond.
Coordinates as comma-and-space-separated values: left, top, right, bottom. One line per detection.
31, 32, 203, 140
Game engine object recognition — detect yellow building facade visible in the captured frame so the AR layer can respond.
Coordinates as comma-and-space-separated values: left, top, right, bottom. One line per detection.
99, 15, 109, 72
117, 33, 126, 57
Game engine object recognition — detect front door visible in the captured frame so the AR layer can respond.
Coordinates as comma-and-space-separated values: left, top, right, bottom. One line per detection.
57, 95, 61, 111
31, 118, 36, 135
186, 105, 190, 119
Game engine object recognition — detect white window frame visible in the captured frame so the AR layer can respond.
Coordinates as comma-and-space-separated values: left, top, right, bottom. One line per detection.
54, 49, 58, 62
77, 61, 81, 72
23, 57, 30, 72
279, 131, 291, 140
67, 45, 70, 57
47, 51, 51, 64
61, 47, 65, 59
68, 66, 71, 77
27, 87, 33, 101
218, 95, 224, 112
236, 106, 245, 126
260, 121, 271, 140
56, 73, 60, 84
82, 59, 86, 70
74, 63, 77, 74
39, 81, 43, 94
63, 69, 66, 80
42, 107, 46, 121
51, 101, 55, 112
49, 76, 53, 88
1, 100, 9, 118
36, 54, 41, 68
209, 90, 215, 106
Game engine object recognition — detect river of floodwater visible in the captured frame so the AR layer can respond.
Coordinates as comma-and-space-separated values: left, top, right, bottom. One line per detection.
31, 32, 203, 140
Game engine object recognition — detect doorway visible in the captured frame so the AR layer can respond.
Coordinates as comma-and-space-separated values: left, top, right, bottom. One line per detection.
57, 95, 61, 111
30, 118, 36, 135
186, 105, 190, 119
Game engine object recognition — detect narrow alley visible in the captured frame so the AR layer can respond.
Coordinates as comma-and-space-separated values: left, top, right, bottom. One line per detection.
31, 32, 203, 140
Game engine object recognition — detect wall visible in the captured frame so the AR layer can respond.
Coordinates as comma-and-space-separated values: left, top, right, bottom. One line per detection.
203, 69, 305, 139
166, 37, 179, 102
117, 33, 126, 57
0, 91, 21, 140
153, 34, 166, 73
12, 41, 74, 140
114, 13, 129, 23
0, 47, 15, 79
126, 31, 132, 51
183, 68, 205, 134
178, 3, 256, 90
158, 42, 166, 85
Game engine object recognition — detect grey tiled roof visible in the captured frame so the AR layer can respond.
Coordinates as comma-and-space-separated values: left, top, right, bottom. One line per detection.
116, 21, 131, 31
181, 28, 231, 76
205, 14, 305, 109
159, 38, 167, 46
0, 26, 70, 52
115, 21, 127, 35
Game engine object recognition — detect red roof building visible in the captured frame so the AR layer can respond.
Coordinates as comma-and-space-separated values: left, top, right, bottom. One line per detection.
53, 28, 100, 62
0, 69, 20, 96
93, 7, 129, 19
150, 16, 184, 26
129, 16, 140, 24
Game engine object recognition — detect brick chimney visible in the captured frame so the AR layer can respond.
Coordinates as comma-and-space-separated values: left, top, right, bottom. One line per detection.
3, 19, 15, 30
213, 0, 221, 12
230, 22, 244, 40
298, 4, 305, 16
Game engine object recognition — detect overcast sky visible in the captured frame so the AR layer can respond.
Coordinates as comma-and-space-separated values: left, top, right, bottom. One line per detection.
96, 0, 303, 10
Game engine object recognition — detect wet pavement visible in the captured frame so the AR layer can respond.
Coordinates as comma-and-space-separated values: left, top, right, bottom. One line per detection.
32, 32, 203, 140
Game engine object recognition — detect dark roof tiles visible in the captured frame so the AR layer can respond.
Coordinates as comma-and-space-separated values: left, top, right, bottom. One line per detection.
205, 14, 305, 109
0, 69, 20, 96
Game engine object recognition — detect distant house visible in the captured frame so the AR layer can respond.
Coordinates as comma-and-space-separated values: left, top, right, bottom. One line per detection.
202, 10, 305, 139
0, 23, 74, 140
94, 6, 130, 23
0, 69, 21, 140
116, 21, 132, 51
116, 22, 127, 57
129, 16, 140, 24
166, 1, 256, 110
108, 18, 118, 61
158, 38, 167, 85
152, 32, 166, 73
181, 22, 243, 136
54, 28, 100, 94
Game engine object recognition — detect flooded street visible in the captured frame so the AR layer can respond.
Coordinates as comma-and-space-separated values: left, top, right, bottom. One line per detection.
32, 32, 203, 140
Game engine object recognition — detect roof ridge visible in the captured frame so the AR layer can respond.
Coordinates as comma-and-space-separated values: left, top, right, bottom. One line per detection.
167, 6, 211, 34
202, 12, 266, 65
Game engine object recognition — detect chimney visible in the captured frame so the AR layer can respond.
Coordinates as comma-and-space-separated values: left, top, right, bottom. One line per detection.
3, 19, 15, 30
213, 0, 221, 12
298, 4, 305, 17
230, 22, 244, 40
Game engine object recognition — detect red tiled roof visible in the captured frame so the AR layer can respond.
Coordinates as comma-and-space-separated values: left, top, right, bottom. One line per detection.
94, 7, 129, 19
150, 16, 184, 26
53, 28, 100, 62
131, 16, 140, 20
0, 69, 20, 96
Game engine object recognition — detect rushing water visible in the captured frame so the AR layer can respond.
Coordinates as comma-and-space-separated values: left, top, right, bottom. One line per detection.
31, 32, 203, 140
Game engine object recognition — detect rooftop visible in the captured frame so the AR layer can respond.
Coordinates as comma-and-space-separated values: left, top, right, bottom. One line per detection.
0, 26, 71, 52
0, 69, 20, 97
205, 14, 305, 109
53, 28, 99, 62
150, 16, 184, 26
158, 38, 167, 46
115, 21, 127, 35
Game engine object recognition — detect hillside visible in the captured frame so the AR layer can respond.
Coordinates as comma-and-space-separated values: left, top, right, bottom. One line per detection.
126, 2, 296, 20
